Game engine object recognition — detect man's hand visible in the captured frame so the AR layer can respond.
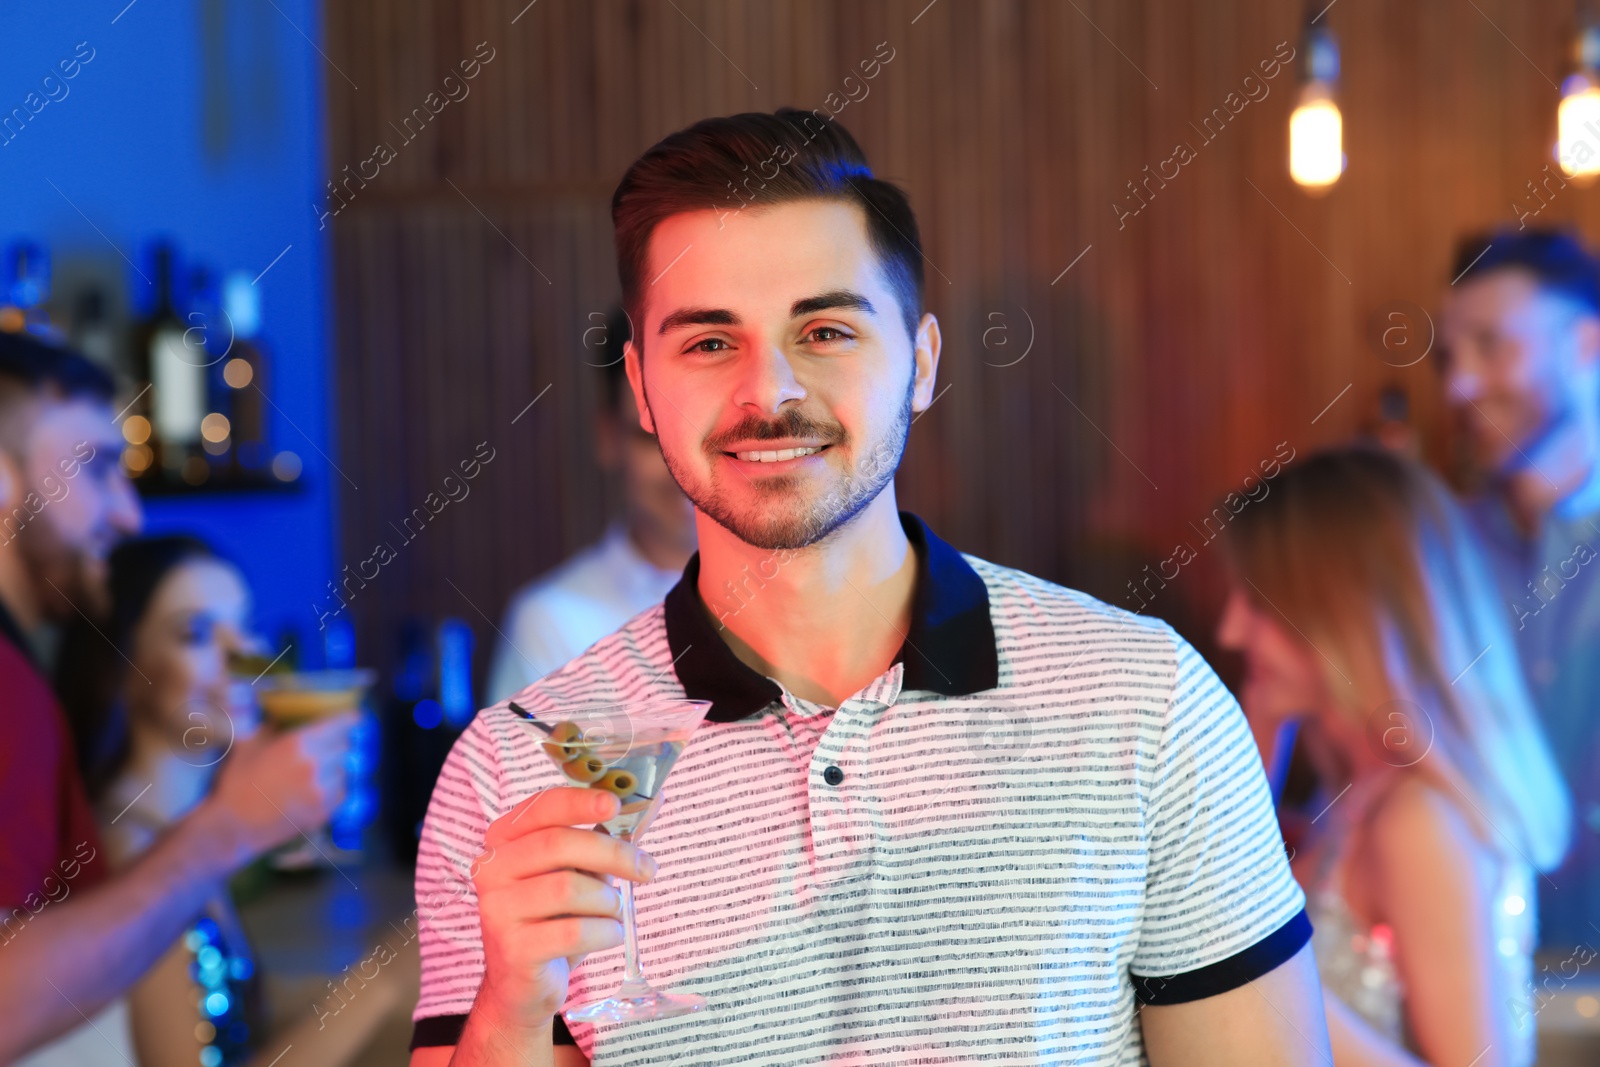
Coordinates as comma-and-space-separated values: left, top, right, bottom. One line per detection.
203, 712, 358, 863
0, 711, 360, 1061
469, 787, 657, 1034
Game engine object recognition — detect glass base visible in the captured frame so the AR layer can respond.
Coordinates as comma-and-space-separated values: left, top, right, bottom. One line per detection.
564, 984, 706, 1025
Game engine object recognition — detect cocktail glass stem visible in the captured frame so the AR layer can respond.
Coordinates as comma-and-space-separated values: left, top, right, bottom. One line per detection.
616, 875, 651, 997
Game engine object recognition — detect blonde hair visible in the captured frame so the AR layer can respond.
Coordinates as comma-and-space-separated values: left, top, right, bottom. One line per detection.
1226, 448, 1570, 871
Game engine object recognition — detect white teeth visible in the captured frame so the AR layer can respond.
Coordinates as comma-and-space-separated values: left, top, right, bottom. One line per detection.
734, 446, 822, 462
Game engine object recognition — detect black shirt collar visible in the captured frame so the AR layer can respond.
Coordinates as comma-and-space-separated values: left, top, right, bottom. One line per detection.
663, 511, 999, 722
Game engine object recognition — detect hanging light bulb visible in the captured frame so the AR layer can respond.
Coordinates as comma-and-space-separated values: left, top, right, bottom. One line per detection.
1290, 22, 1345, 191
1558, 24, 1600, 180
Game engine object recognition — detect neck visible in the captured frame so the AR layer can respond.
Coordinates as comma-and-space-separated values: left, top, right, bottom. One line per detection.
1496, 402, 1600, 535
697, 491, 916, 707
1308, 710, 1402, 800
120, 722, 217, 828
1501, 458, 1600, 536
0, 545, 42, 634
626, 511, 695, 573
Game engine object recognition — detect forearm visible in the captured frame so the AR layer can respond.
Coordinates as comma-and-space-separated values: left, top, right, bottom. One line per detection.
1323, 992, 1433, 1067
451, 1007, 557, 1067
246, 999, 391, 1067
0, 801, 246, 1060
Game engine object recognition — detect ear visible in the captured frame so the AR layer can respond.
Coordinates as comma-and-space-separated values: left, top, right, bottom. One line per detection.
623, 338, 656, 435
0, 448, 21, 513
908, 312, 943, 412
1574, 312, 1600, 371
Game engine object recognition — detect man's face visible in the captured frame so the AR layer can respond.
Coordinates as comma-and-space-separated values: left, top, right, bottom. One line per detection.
4, 397, 143, 619
626, 199, 939, 551
1439, 269, 1599, 474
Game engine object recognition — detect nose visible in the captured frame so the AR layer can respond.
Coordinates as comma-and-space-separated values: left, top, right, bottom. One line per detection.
1445, 363, 1482, 406
106, 467, 144, 536
1441, 347, 1482, 406
730, 341, 806, 415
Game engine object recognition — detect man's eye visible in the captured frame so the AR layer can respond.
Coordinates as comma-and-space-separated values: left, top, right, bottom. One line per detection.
807, 326, 850, 344
688, 337, 729, 353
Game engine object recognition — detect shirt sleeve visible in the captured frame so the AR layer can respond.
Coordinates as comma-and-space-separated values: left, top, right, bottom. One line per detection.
409, 713, 581, 1049
1129, 630, 1310, 1004
0, 651, 107, 912
411, 718, 498, 1035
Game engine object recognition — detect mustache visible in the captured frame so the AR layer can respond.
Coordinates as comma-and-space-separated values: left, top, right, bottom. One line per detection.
703, 408, 848, 453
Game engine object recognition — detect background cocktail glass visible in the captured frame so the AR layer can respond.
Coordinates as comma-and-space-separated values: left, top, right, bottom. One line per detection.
251, 667, 377, 726
511, 698, 711, 1024
245, 666, 376, 865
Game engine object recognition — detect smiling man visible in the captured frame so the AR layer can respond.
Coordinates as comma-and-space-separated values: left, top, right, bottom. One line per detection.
410, 109, 1328, 1067
1440, 229, 1600, 951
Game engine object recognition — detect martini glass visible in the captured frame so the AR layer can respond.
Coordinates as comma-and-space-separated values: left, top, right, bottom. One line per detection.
509, 698, 711, 1024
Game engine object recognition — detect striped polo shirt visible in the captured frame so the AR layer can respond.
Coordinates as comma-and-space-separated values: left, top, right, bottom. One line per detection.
411, 512, 1309, 1065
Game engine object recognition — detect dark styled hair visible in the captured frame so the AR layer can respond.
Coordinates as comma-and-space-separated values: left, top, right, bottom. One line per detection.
0, 329, 115, 402
58, 535, 218, 803
611, 108, 924, 349
1450, 229, 1600, 314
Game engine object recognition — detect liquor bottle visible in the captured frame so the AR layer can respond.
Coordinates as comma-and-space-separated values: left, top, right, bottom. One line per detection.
438, 618, 476, 729
1, 241, 61, 341
133, 243, 206, 479
219, 271, 270, 471
326, 617, 379, 853
189, 266, 233, 470
71, 287, 118, 369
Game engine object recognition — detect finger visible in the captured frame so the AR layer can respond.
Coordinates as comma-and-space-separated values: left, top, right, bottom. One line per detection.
523, 916, 625, 962
491, 787, 620, 843
483, 869, 622, 924
478, 826, 654, 886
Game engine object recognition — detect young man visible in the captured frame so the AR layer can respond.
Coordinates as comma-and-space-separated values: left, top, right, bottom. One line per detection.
0, 332, 356, 1062
410, 109, 1328, 1066
1440, 229, 1600, 949
486, 310, 695, 704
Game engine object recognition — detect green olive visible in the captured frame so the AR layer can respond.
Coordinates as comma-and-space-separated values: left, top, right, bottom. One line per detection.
542, 721, 584, 762
562, 756, 606, 784
596, 769, 638, 797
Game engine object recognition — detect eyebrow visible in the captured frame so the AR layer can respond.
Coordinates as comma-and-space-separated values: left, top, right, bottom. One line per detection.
655, 289, 878, 336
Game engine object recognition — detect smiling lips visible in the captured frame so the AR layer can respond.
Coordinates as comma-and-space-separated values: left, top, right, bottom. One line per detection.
725, 443, 830, 464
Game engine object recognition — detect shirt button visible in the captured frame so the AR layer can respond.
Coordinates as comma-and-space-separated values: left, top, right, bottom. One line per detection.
823, 765, 844, 786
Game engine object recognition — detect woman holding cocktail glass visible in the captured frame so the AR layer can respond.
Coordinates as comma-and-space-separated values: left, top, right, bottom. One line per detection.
56, 535, 393, 1067
1216, 449, 1570, 1067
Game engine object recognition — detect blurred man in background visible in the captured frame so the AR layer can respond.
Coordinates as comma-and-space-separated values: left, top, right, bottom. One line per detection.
0, 331, 354, 1063
486, 309, 695, 703
1440, 229, 1600, 949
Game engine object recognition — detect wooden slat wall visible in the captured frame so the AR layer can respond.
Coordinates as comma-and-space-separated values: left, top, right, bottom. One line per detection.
323, 0, 1598, 681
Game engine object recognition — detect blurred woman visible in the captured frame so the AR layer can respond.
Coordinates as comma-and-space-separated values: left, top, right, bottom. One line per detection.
57, 536, 398, 1067
1217, 448, 1569, 1067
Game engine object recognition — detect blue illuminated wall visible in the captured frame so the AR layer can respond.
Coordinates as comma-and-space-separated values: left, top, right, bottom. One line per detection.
1, 1, 337, 655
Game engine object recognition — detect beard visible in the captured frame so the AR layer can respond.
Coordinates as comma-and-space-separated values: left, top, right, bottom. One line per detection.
17, 519, 109, 622
650, 373, 915, 551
